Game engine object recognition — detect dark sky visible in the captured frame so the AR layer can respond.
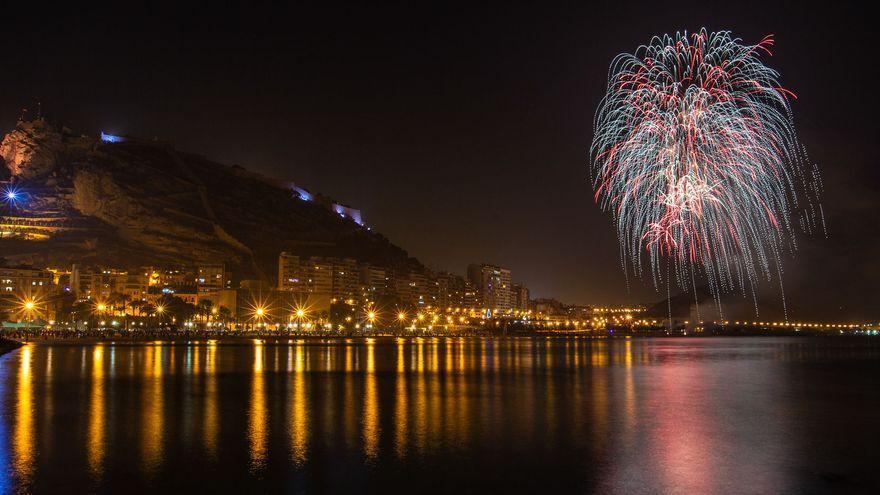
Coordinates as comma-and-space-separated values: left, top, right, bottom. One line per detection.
2, 2, 877, 319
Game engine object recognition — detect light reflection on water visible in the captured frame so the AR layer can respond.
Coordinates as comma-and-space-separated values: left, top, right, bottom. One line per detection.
0, 337, 878, 493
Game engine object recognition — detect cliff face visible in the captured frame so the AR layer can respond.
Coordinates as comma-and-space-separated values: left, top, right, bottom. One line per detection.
0, 118, 62, 179
0, 119, 418, 279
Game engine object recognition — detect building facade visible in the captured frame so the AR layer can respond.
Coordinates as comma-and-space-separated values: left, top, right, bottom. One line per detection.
278, 253, 360, 308
512, 283, 530, 312
0, 266, 54, 295
467, 263, 513, 311
197, 263, 226, 290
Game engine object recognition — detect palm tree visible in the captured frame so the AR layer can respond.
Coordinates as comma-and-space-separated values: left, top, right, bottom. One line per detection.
70, 300, 93, 330
129, 300, 143, 317
198, 299, 214, 324
217, 305, 231, 329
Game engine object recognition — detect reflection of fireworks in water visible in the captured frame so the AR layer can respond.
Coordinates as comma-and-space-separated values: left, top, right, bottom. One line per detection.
591, 29, 824, 318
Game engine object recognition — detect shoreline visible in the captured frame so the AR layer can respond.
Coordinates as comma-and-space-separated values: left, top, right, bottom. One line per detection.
8, 332, 878, 346
0, 337, 24, 355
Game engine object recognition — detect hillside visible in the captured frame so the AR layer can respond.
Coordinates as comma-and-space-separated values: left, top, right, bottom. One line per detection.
0, 118, 420, 279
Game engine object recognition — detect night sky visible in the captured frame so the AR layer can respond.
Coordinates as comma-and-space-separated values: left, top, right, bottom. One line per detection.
2, 2, 876, 319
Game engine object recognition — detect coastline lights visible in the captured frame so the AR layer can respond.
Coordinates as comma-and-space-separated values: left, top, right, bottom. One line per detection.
20, 298, 38, 320
245, 295, 272, 325
15, 294, 44, 323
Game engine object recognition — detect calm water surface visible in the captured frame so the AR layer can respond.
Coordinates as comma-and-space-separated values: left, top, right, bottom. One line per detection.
1, 337, 878, 494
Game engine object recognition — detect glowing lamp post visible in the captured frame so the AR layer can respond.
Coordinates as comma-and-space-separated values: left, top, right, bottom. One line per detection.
155, 305, 165, 327
93, 302, 107, 330
22, 299, 36, 330
291, 307, 308, 334
252, 307, 266, 331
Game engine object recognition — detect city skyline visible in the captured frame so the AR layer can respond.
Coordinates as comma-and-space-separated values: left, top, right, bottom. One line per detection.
1, 3, 877, 319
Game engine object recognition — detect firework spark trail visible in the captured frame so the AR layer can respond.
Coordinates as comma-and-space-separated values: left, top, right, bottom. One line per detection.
591, 29, 824, 317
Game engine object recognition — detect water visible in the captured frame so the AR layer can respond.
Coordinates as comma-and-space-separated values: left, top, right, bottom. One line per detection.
0, 337, 878, 494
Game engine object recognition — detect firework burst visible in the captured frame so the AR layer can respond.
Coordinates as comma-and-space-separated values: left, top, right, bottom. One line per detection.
591, 29, 824, 317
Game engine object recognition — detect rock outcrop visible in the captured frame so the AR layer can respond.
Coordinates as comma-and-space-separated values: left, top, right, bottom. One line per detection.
0, 118, 63, 179
0, 118, 419, 280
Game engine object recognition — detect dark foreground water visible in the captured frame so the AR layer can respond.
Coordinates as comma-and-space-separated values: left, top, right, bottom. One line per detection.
1, 337, 878, 494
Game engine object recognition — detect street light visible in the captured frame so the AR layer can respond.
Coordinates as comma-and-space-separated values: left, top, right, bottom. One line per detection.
21, 299, 37, 329
155, 305, 165, 327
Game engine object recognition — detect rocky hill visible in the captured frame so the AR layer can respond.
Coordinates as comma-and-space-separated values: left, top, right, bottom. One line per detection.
0, 118, 420, 279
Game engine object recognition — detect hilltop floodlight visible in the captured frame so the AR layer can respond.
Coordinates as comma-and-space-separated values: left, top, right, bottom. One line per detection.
3, 187, 20, 203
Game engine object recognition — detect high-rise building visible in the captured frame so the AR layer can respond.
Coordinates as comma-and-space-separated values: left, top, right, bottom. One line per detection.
512, 283, 530, 312
434, 272, 467, 309
390, 270, 435, 306
467, 263, 512, 311
278, 252, 308, 291
463, 280, 479, 310
330, 258, 359, 301
310, 259, 334, 296
197, 263, 226, 290
359, 264, 388, 297
278, 253, 358, 301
